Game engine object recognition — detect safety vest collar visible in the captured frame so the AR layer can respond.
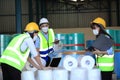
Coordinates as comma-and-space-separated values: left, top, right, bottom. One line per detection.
38, 28, 55, 51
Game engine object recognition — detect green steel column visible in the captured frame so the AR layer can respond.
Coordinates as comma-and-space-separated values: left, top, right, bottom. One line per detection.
40, 0, 47, 18
15, 0, 22, 33
29, 0, 33, 22
116, 0, 120, 26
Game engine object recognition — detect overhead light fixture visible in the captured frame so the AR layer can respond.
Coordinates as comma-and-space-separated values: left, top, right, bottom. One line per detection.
71, 0, 77, 2
80, 0, 84, 1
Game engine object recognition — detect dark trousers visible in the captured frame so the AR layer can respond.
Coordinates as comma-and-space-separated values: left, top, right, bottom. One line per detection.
101, 71, 113, 80
1, 63, 21, 80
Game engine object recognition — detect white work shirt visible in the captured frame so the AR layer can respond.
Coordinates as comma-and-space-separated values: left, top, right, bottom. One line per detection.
20, 33, 38, 57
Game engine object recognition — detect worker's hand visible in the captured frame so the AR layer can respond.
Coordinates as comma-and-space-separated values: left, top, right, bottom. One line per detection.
92, 50, 101, 54
53, 42, 63, 52
86, 46, 95, 51
53, 40, 59, 44
43, 66, 52, 70
37, 65, 52, 70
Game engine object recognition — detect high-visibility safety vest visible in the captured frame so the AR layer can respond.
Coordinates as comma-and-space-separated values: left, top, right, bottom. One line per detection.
96, 53, 114, 71
0, 33, 30, 71
38, 28, 55, 58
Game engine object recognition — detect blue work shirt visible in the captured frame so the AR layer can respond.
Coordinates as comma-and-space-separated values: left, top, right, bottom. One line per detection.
35, 31, 49, 48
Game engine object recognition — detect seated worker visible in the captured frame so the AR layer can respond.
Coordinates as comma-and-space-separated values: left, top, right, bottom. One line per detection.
35, 18, 61, 66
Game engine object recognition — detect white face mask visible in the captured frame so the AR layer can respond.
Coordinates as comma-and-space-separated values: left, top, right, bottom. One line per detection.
41, 27, 48, 33
33, 35, 38, 41
93, 29, 99, 35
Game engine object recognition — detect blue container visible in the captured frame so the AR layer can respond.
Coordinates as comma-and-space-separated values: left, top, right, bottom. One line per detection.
68, 33, 85, 51
106, 29, 117, 49
114, 51, 120, 79
11, 33, 21, 39
55, 33, 68, 50
115, 30, 120, 49
0, 34, 12, 57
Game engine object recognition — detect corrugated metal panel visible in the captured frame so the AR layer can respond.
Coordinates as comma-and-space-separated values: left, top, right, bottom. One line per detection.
0, 16, 16, 33
21, 0, 29, 14
0, 0, 118, 33
22, 15, 29, 31
48, 13, 78, 28
78, 12, 108, 28
111, 12, 117, 26
0, 0, 15, 14
0, 0, 15, 33
0, 0, 30, 33
48, 12, 115, 28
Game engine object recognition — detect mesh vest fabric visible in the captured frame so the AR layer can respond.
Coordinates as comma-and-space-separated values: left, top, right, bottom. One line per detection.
38, 28, 55, 57
96, 54, 114, 71
0, 34, 30, 71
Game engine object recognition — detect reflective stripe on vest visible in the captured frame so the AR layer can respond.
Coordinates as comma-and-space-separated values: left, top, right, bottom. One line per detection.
96, 54, 114, 71
0, 34, 30, 71
38, 28, 55, 57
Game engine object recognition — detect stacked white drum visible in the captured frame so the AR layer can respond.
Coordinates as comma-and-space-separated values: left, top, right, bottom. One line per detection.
70, 68, 87, 80
78, 55, 95, 70
21, 69, 68, 80
63, 55, 78, 71
52, 69, 68, 80
36, 70, 52, 80
88, 68, 101, 80
21, 71, 35, 80
21, 52, 101, 80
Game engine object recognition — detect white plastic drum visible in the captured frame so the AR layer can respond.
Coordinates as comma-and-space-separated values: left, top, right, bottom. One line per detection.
88, 68, 101, 80
63, 55, 78, 71
21, 71, 35, 80
70, 68, 88, 80
24, 57, 46, 71
78, 55, 95, 70
36, 70, 52, 80
52, 69, 68, 80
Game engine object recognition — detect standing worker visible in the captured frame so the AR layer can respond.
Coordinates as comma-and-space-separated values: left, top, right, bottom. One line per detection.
0, 22, 46, 80
35, 18, 60, 66
88, 17, 114, 80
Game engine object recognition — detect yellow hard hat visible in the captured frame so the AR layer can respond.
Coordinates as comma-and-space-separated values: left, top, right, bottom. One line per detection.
25, 22, 40, 32
92, 17, 106, 28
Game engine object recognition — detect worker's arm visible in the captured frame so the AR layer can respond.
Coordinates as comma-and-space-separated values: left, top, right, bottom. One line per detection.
33, 54, 45, 69
27, 56, 42, 69
93, 47, 113, 55
34, 36, 43, 66
93, 50, 107, 54
23, 37, 44, 69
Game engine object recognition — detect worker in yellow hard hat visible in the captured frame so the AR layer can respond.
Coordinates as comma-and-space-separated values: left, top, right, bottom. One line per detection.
88, 17, 114, 80
0, 22, 48, 80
